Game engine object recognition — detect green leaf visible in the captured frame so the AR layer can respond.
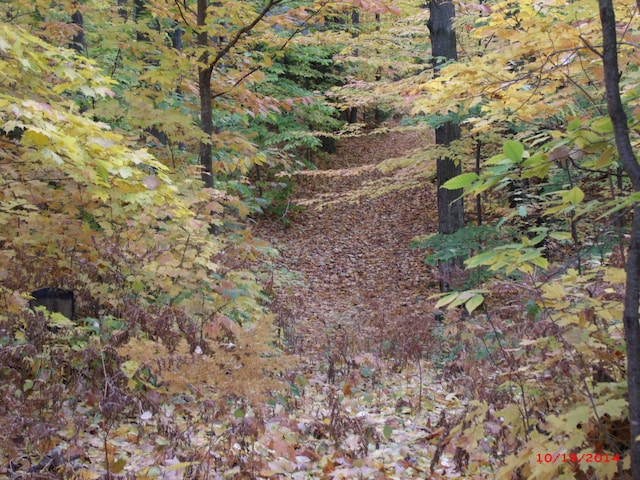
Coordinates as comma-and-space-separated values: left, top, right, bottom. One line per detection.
484, 153, 508, 165
530, 256, 549, 269
567, 118, 582, 131
523, 234, 546, 247
48, 311, 74, 328
549, 231, 572, 240
594, 147, 614, 169
383, 424, 393, 439
504, 141, 525, 162
465, 250, 498, 269
519, 249, 545, 262
591, 116, 613, 133
520, 151, 546, 168
441, 172, 478, 190
434, 291, 460, 309
465, 293, 484, 314
562, 186, 584, 205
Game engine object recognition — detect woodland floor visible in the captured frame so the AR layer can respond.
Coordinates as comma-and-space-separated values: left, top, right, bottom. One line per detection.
254, 124, 441, 361
2, 126, 465, 480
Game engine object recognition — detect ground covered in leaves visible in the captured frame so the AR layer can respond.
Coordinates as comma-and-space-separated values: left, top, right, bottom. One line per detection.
1, 127, 474, 478
257, 126, 440, 358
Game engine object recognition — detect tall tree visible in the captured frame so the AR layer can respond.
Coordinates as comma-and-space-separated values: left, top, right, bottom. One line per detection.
598, 0, 640, 474
428, 0, 464, 291
197, 0, 215, 188
194, 0, 286, 188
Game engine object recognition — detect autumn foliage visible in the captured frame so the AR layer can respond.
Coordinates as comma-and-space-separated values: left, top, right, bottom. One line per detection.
1, 0, 640, 478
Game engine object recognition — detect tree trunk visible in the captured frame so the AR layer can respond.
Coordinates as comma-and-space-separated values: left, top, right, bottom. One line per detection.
598, 0, 640, 475
428, 0, 464, 292
197, 0, 215, 188
117, 0, 127, 20
134, 0, 147, 41
70, 7, 85, 54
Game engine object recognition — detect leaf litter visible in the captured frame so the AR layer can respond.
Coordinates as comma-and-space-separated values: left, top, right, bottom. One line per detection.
5, 126, 469, 479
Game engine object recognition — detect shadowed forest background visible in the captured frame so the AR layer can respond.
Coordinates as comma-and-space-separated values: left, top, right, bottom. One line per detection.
0, 0, 639, 478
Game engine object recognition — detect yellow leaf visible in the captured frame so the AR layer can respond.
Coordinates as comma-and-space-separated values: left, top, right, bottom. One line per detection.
120, 360, 140, 379
603, 267, 626, 284
562, 186, 584, 205
22, 129, 50, 147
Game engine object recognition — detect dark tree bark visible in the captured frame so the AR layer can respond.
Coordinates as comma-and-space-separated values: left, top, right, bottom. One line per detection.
134, 0, 147, 41
428, 0, 464, 291
195, 0, 284, 188
428, 0, 457, 61
197, 0, 215, 189
599, 0, 640, 475
70, 7, 85, 54
475, 140, 482, 226
171, 27, 183, 51
117, 0, 128, 20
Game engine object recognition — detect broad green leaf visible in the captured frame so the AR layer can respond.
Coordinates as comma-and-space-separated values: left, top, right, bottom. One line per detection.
594, 147, 614, 169
521, 151, 546, 168
530, 256, 549, 269
441, 172, 478, 190
549, 231, 572, 240
484, 153, 507, 165
591, 116, 613, 133
522, 152, 551, 178
518, 249, 545, 262
450, 292, 475, 308
466, 250, 498, 269
562, 186, 584, 205
523, 234, 546, 247
567, 118, 582, 131
582, 140, 609, 154
503, 141, 525, 162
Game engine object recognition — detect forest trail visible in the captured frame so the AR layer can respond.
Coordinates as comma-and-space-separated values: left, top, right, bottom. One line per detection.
255, 125, 440, 362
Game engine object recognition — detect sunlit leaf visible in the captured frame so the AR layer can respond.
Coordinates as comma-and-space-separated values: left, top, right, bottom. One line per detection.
442, 172, 479, 190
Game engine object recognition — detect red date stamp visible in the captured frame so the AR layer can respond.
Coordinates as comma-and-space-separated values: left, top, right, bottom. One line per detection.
537, 453, 620, 463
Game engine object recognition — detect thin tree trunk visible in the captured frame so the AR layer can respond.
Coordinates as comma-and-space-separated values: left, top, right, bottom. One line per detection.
428, 0, 464, 292
70, 5, 84, 54
598, 0, 640, 475
197, 0, 215, 188
475, 140, 482, 226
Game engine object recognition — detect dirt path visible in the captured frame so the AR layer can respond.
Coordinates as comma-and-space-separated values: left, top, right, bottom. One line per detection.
255, 127, 440, 363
